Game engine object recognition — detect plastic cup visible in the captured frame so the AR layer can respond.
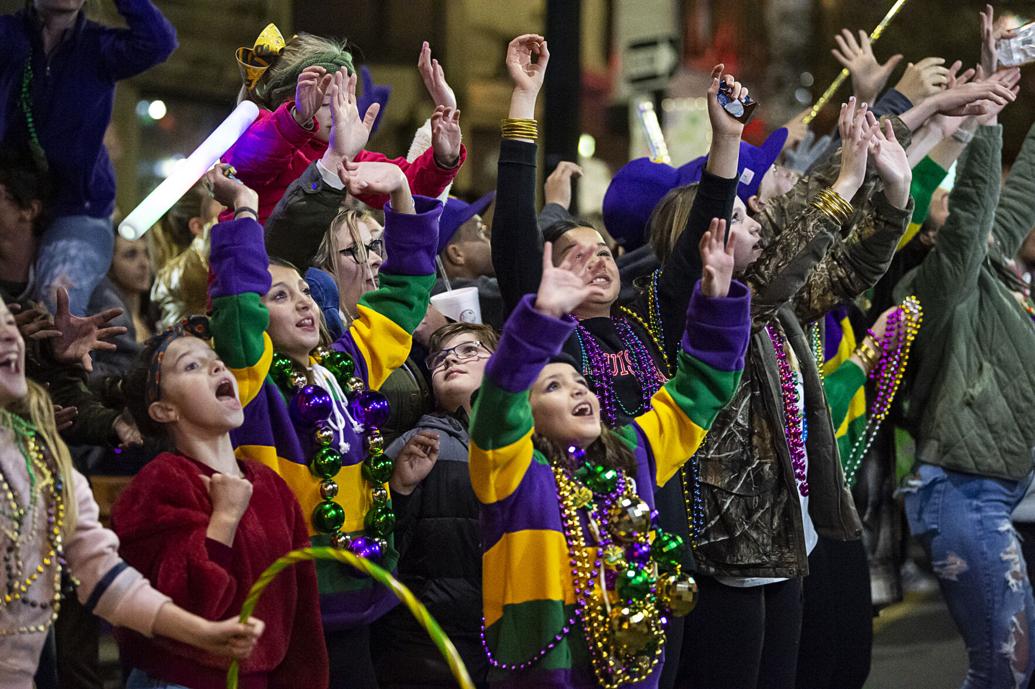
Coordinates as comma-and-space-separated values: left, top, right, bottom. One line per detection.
430, 286, 482, 324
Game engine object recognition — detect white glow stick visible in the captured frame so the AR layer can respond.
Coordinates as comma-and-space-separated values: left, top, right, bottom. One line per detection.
118, 100, 261, 239
636, 98, 671, 165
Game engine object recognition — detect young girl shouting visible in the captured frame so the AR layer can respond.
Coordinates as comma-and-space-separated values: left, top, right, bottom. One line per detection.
203, 163, 441, 688
470, 231, 750, 689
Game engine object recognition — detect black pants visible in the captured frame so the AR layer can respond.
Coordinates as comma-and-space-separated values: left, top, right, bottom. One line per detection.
326, 625, 380, 689
676, 575, 803, 689
795, 537, 872, 689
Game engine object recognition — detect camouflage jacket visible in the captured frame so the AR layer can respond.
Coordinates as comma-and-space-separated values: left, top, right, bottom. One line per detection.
692, 118, 914, 578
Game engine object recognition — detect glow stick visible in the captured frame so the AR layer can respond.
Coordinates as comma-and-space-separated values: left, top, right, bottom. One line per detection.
803, 0, 912, 125
118, 101, 260, 239
636, 98, 672, 164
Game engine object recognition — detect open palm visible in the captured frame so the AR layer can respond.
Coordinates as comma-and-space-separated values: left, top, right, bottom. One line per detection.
52, 288, 126, 372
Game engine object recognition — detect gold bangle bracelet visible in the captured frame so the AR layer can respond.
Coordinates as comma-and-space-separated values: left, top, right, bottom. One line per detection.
811, 188, 853, 225
500, 118, 538, 141
820, 188, 854, 219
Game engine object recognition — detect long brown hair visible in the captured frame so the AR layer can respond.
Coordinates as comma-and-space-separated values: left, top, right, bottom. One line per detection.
312, 208, 378, 321
533, 427, 637, 474
10, 380, 77, 533
647, 183, 700, 264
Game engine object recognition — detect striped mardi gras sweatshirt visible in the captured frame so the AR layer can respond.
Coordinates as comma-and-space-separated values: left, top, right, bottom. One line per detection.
207, 197, 441, 631
469, 283, 751, 688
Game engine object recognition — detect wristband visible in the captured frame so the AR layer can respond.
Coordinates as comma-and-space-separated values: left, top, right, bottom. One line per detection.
234, 207, 258, 219
291, 105, 315, 131
951, 127, 974, 145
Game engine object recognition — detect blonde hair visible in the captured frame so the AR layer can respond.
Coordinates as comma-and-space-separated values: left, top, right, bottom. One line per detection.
647, 183, 700, 265
10, 380, 77, 534
313, 208, 378, 319
249, 33, 355, 110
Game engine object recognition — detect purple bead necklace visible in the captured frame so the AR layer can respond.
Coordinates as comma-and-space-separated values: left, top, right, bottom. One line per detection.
765, 324, 809, 497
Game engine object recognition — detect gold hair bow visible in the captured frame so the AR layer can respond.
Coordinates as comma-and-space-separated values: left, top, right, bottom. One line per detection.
236, 23, 288, 91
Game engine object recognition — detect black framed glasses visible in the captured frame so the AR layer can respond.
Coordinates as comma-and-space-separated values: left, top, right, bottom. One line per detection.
340, 238, 385, 264
426, 340, 489, 372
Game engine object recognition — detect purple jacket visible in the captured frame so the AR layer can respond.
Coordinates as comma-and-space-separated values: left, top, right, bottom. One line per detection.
0, 1, 177, 218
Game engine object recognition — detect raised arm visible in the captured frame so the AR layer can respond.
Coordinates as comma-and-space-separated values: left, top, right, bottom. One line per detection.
469, 242, 587, 505
631, 229, 751, 488
991, 120, 1035, 258
334, 161, 440, 390
492, 34, 550, 319
793, 119, 914, 323
910, 124, 1002, 327
100, 0, 177, 81
653, 64, 743, 361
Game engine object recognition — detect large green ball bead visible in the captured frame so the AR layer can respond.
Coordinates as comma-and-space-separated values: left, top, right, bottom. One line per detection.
650, 531, 686, 572
362, 453, 394, 484
364, 503, 396, 538
616, 567, 653, 601
309, 446, 342, 479
311, 501, 346, 534
322, 351, 355, 380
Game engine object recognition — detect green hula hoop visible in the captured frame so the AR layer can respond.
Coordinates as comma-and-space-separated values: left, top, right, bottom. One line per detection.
226, 546, 475, 689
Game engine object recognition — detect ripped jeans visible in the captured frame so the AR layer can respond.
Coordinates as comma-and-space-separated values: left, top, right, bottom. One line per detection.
904, 463, 1035, 689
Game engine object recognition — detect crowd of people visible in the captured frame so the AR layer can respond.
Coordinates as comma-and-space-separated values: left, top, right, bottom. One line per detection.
1, 1, 1034, 688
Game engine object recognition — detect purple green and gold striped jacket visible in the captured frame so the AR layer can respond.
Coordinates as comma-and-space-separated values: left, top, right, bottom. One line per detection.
470, 283, 751, 688
207, 197, 440, 631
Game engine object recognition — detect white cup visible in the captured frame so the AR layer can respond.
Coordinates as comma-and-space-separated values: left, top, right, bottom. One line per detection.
430, 286, 482, 324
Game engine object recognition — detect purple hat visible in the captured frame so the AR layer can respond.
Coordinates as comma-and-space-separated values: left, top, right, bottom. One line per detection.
437, 191, 496, 255
602, 128, 788, 249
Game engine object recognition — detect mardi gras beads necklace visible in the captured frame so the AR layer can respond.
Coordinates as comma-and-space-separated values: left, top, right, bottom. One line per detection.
570, 316, 667, 425
841, 297, 923, 487
270, 347, 394, 559
481, 446, 696, 686
766, 324, 810, 497
0, 419, 66, 636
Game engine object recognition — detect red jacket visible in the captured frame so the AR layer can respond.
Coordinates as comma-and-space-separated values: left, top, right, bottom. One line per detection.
111, 452, 328, 689
221, 102, 466, 223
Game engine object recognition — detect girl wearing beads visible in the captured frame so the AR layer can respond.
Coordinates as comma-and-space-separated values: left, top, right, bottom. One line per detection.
202, 163, 441, 689
0, 297, 264, 688
110, 322, 329, 687
471, 227, 749, 688
222, 26, 465, 223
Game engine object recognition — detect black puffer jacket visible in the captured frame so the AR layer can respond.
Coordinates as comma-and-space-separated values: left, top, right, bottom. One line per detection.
373, 411, 485, 687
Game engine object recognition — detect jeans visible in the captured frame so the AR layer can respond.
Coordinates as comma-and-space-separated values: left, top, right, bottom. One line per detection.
904, 463, 1035, 689
125, 669, 189, 689
677, 576, 803, 689
34, 214, 114, 315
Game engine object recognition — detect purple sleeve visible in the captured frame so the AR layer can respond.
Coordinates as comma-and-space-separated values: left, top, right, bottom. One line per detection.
681, 280, 751, 373
380, 195, 443, 276
209, 217, 272, 299
485, 294, 576, 393
101, 0, 178, 81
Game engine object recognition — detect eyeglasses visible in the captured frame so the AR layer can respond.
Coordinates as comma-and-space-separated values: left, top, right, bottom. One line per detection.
426, 340, 489, 372
340, 239, 384, 264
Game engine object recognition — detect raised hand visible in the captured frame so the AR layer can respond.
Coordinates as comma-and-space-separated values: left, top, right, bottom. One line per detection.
706, 64, 748, 141
418, 41, 456, 110
534, 242, 595, 318
51, 288, 126, 373
980, 4, 1017, 76
430, 105, 462, 168
894, 57, 949, 106
699, 219, 736, 298
294, 65, 331, 126
975, 66, 1022, 125
869, 119, 912, 209
325, 69, 380, 164
389, 430, 440, 496
9, 302, 61, 342
924, 61, 977, 139
832, 28, 903, 105
506, 34, 550, 96
337, 160, 415, 214
832, 98, 880, 200
926, 76, 1016, 117
544, 161, 583, 210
